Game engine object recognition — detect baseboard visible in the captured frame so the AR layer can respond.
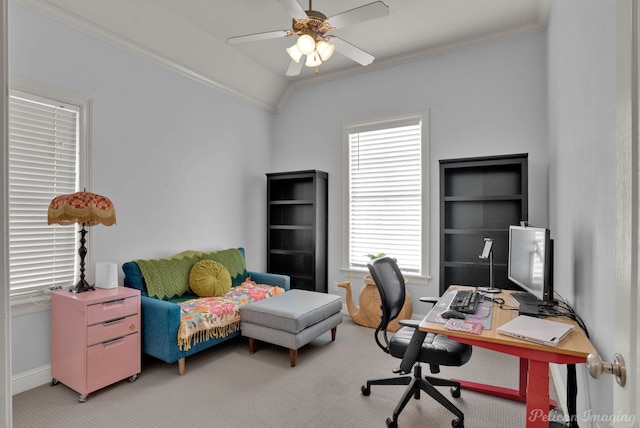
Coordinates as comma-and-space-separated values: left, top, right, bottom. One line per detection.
12, 364, 51, 395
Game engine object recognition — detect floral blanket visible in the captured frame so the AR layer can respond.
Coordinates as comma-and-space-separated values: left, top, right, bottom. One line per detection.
178, 280, 285, 351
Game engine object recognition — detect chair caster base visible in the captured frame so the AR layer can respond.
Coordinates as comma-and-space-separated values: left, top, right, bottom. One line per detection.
386, 417, 397, 428
452, 418, 464, 428
451, 386, 461, 398
361, 385, 371, 396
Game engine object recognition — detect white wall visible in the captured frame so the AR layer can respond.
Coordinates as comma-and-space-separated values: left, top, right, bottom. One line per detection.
9, 4, 273, 379
272, 33, 549, 314
546, 0, 616, 424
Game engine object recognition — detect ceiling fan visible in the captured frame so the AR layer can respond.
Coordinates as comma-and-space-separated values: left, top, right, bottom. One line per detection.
227, 0, 389, 76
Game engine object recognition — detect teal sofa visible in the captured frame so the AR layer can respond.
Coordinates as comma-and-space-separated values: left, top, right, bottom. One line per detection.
122, 248, 290, 375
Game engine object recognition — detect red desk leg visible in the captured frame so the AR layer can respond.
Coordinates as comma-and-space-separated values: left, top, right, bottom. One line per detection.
451, 357, 556, 413
520, 357, 529, 397
526, 360, 551, 428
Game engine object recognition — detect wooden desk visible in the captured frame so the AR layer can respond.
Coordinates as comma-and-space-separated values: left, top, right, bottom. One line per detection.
419, 286, 596, 428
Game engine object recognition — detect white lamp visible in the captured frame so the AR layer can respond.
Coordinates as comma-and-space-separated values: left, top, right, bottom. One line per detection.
286, 44, 303, 63
315, 40, 335, 61
305, 52, 323, 67
296, 34, 316, 55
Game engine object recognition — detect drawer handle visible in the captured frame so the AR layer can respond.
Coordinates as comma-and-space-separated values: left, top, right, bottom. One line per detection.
103, 336, 125, 346
102, 298, 126, 306
102, 317, 125, 326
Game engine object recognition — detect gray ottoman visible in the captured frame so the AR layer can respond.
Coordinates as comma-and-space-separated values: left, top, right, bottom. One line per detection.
241, 289, 343, 367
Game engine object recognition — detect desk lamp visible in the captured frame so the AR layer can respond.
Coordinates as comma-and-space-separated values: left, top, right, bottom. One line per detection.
47, 190, 116, 293
478, 238, 500, 293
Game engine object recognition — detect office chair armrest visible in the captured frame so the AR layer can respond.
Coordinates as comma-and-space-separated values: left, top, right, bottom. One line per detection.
420, 297, 439, 311
398, 319, 420, 329
399, 326, 428, 374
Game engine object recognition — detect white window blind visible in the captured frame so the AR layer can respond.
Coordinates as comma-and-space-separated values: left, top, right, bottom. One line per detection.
8, 90, 80, 298
346, 113, 427, 275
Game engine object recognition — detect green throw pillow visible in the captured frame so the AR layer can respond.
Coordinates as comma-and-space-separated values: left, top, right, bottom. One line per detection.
135, 253, 201, 300
189, 260, 232, 297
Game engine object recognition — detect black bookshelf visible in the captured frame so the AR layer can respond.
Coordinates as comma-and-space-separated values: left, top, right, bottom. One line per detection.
267, 170, 328, 293
439, 154, 528, 295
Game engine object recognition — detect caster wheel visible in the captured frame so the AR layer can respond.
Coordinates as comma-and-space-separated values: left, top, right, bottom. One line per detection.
361, 385, 371, 396
128, 374, 138, 383
451, 386, 461, 398
452, 418, 464, 428
50, 378, 59, 386
386, 417, 398, 428
79, 394, 87, 403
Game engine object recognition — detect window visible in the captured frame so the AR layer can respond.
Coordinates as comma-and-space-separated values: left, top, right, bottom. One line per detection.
343, 111, 429, 278
8, 80, 90, 304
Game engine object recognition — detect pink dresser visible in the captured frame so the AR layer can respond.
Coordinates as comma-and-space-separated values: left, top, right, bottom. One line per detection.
51, 287, 141, 402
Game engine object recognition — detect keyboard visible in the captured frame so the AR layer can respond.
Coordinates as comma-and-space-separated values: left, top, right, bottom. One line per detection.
448, 289, 481, 314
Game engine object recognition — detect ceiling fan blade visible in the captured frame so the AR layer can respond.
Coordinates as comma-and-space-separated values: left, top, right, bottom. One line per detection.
286, 59, 304, 76
329, 1, 389, 29
276, 0, 307, 19
227, 30, 289, 45
331, 37, 375, 66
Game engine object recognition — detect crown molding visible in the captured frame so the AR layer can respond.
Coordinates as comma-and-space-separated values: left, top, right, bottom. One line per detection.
289, 21, 548, 92
12, 0, 282, 113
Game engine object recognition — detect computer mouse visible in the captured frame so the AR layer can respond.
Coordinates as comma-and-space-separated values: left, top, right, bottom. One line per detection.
441, 309, 466, 319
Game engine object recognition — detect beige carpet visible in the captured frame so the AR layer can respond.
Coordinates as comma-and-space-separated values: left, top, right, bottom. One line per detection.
13, 316, 560, 427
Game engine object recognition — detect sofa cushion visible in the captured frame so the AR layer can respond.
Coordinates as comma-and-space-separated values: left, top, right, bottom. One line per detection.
189, 260, 232, 297
122, 261, 146, 295
123, 248, 249, 298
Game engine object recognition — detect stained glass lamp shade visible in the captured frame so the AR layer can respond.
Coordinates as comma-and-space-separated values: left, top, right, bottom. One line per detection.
47, 191, 116, 293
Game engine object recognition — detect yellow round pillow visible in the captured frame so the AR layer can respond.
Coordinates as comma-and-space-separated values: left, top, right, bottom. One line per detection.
189, 260, 232, 297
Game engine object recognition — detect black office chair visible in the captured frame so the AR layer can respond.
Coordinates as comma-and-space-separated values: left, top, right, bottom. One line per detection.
361, 257, 472, 428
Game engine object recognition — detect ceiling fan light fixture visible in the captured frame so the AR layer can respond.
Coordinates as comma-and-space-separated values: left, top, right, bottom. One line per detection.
315, 40, 335, 61
296, 34, 316, 55
305, 51, 322, 67
286, 43, 303, 63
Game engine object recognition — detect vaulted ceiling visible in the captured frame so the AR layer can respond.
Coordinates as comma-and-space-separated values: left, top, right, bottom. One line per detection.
16, 0, 550, 112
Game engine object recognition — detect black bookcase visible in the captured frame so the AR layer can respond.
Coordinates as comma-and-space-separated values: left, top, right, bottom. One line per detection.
439, 154, 528, 295
267, 170, 328, 293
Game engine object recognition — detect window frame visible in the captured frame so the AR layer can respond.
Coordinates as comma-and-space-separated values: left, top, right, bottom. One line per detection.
342, 110, 430, 283
8, 76, 92, 313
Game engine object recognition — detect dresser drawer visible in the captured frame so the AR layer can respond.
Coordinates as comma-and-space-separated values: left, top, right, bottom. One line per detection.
87, 333, 140, 393
86, 314, 139, 346
86, 296, 138, 324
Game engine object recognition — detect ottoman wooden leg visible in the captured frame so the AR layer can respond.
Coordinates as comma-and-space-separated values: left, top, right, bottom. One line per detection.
248, 337, 256, 354
331, 326, 337, 341
289, 349, 297, 367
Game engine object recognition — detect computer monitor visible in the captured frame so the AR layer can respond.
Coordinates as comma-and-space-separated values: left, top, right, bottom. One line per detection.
507, 225, 554, 304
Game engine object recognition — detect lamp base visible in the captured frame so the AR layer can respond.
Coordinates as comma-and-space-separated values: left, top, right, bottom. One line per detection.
69, 279, 95, 293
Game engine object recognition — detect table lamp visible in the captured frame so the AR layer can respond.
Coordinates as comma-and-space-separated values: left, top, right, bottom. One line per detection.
47, 190, 116, 293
